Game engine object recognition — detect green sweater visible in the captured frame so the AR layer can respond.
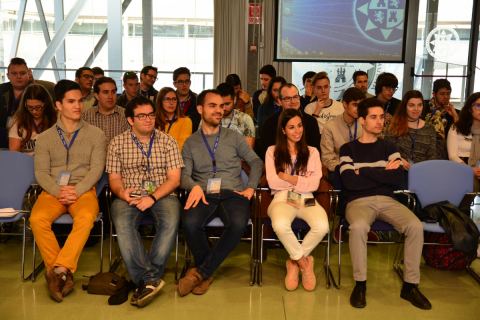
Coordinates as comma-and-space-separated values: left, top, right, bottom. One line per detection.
34, 118, 106, 197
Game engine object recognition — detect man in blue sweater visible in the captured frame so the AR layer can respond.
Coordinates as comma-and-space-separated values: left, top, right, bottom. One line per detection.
339, 98, 431, 310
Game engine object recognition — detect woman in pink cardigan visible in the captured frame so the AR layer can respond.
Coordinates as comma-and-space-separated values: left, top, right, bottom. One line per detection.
265, 108, 329, 291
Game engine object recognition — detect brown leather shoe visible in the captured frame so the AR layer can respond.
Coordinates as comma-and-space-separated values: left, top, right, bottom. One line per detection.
177, 268, 203, 297
192, 277, 213, 295
45, 270, 65, 302
62, 271, 74, 297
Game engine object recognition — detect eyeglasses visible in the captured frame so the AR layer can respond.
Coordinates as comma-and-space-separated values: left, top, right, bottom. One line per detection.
175, 79, 191, 85
164, 97, 178, 103
81, 74, 94, 80
472, 103, 480, 110
27, 104, 44, 112
145, 73, 158, 80
9, 71, 28, 78
281, 95, 301, 103
134, 112, 156, 120
384, 86, 398, 92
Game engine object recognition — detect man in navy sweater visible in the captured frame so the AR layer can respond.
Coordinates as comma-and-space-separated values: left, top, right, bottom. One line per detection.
339, 98, 431, 310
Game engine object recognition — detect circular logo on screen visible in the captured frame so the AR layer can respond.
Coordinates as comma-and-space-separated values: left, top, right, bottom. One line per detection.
354, 0, 406, 44
425, 27, 460, 61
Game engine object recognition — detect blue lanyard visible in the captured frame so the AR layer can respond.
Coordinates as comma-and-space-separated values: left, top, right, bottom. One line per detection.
166, 115, 177, 134
200, 127, 221, 174
56, 125, 80, 166
131, 131, 155, 173
348, 120, 358, 142
225, 110, 235, 129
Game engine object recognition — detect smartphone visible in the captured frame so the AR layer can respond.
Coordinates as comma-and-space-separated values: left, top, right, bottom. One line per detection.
304, 198, 316, 207
129, 192, 142, 198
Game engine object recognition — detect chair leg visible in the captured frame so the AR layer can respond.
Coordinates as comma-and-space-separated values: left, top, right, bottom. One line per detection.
21, 216, 27, 281
99, 217, 104, 273
466, 264, 480, 284
174, 232, 179, 283
258, 224, 264, 286
337, 224, 343, 288
249, 223, 255, 286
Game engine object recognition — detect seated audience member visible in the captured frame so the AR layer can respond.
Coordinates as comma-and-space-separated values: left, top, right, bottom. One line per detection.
216, 82, 255, 148
256, 76, 287, 128
178, 89, 263, 297
139, 66, 158, 101
1, 57, 54, 148
385, 90, 437, 170
30, 80, 106, 303
75, 67, 96, 111
321, 87, 365, 187
300, 71, 316, 110
375, 72, 400, 125
173, 67, 200, 132
447, 92, 480, 189
225, 73, 253, 119
266, 108, 328, 291
91, 66, 104, 85
304, 72, 344, 134
9, 84, 57, 155
424, 79, 459, 159
258, 83, 320, 160
107, 96, 183, 308
117, 71, 139, 108
352, 70, 374, 98
155, 87, 192, 151
252, 64, 276, 121
339, 97, 431, 310
82, 77, 129, 143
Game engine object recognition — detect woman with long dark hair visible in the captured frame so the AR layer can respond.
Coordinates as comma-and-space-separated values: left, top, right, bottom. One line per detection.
256, 76, 286, 128
8, 84, 56, 155
385, 90, 437, 170
265, 108, 328, 292
155, 87, 192, 150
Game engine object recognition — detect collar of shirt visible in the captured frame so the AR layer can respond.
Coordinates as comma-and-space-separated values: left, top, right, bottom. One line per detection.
56, 118, 85, 133
93, 105, 121, 115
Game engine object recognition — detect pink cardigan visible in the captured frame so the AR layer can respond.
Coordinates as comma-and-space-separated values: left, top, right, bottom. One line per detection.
265, 145, 322, 194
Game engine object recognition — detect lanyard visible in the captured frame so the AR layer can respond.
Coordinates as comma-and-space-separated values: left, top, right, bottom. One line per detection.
56, 125, 80, 166
348, 120, 358, 142
408, 119, 420, 161
200, 126, 221, 174
290, 158, 298, 175
225, 110, 235, 129
131, 131, 155, 173
166, 115, 177, 134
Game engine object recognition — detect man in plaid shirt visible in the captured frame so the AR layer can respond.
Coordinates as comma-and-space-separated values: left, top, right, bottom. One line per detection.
107, 96, 184, 308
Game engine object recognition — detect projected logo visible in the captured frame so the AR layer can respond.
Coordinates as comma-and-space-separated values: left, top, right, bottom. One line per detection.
425, 27, 460, 61
354, 0, 406, 44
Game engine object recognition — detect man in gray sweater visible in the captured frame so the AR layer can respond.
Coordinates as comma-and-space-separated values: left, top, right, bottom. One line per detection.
178, 89, 263, 296
30, 80, 106, 302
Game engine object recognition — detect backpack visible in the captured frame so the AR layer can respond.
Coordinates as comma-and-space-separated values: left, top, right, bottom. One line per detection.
423, 232, 472, 270
82, 272, 128, 296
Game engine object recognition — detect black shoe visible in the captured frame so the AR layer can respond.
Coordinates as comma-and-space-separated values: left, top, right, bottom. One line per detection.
350, 284, 366, 308
134, 279, 165, 308
400, 284, 432, 310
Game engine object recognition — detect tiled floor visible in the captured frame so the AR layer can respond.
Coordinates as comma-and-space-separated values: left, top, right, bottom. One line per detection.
0, 235, 479, 320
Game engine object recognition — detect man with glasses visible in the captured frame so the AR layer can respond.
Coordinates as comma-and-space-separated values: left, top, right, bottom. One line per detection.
353, 70, 374, 98
107, 96, 183, 308
375, 72, 401, 125
173, 67, 200, 131
82, 77, 129, 143
117, 72, 140, 108
304, 72, 344, 134
257, 83, 320, 160
75, 67, 96, 111
139, 66, 158, 102
0, 57, 54, 148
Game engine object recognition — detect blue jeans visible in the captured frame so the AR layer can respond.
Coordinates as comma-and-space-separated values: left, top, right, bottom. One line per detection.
182, 190, 250, 278
111, 195, 180, 285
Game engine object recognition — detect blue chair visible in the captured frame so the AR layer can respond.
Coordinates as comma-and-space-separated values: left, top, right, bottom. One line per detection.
0, 151, 35, 280
408, 160, 480, 283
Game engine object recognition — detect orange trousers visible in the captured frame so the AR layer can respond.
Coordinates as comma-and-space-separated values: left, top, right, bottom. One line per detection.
29, 189, 99, 272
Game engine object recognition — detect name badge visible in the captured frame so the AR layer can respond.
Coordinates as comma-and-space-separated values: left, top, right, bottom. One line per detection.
287, 190, 301, 207
57, 171, 71, 186
142, 180, 156, 194
206, 178, 222, 194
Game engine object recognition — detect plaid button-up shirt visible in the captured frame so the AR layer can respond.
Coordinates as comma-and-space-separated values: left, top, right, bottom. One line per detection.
82, 105, 130, 143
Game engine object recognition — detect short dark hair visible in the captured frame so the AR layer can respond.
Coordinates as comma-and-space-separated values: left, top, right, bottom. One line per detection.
352, 70, 368, 82
357, 97, 384, 119
8, 57, 28, 71
93, 77, 117, 94
343, 87, 366, 103
54, 79, 81, 102
375, 72, 398, 95
216, 82, 235, 99
302, 71, 316, 85
123, 71, 138, 83
125, 96, 155, 118
173, 67, 191, 81
75, 67, 93, 79
141, 65, 158, 75
197, 89, 221, 106
225, 73, 241, 87
432, 78, 451, 93
91, 67, 104, 76
259, 64, 276, 78
278, 83, 298, 100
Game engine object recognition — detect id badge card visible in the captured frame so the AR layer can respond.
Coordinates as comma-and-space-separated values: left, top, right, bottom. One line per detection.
287, 190, 301, 207
57, 171, 71, 186
206, 178, 221, 194
142, 180, 156, 195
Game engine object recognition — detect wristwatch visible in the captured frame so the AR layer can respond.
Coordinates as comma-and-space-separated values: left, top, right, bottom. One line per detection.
148, 194, 157, 203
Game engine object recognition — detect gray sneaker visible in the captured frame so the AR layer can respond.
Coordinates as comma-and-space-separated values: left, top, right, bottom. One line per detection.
134, 280, 165, 308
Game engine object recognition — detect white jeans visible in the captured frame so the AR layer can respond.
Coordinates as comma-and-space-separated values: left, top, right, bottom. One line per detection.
267, 190, 329, 260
